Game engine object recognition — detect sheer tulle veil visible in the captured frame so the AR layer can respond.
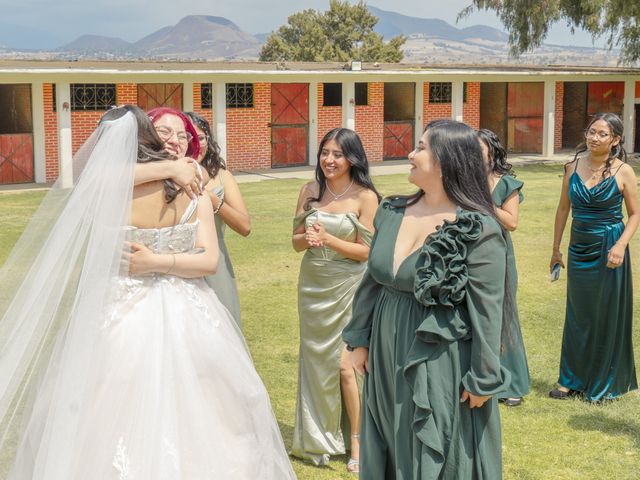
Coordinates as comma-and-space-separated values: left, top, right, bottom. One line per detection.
0, 112, 138, 476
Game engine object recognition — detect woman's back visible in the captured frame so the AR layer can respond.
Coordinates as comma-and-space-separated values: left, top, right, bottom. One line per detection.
130, 181, 195, 229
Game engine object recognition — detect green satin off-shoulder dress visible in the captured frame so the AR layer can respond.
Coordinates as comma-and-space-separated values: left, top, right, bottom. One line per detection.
492, 175, 530, 399
343, 198, 510, 479
291, 208, 373, 465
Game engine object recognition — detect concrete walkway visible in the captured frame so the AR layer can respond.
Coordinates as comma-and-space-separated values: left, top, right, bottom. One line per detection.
0, 152, 574, 193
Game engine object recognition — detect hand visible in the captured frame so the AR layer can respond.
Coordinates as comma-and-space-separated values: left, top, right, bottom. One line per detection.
171, 157, 201, 198
607, 243, 625, 269
460, 390, 491, 408
124, 242, 161, 276
304, 224, 324, 248
350, 347, 369, 375
549, 250, 565, 272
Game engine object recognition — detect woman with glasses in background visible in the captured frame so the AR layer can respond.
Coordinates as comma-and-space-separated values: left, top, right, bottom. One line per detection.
549, 112, 639, 402
185, 112, 250, 329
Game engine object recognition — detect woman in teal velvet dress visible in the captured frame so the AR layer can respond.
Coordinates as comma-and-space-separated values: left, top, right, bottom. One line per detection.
550, 113, 639, 402
291, 129, 380, 473
186, 112, 250, 329
479, 129, 530, 407
344, 120, 511, 479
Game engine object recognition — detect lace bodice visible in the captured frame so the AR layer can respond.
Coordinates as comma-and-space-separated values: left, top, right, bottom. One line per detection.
124, 221, 200, 254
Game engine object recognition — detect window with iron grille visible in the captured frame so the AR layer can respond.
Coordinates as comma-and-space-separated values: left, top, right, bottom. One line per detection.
428, 82, 468, 104
70, 84, 116, 110
200, 83, 212, 109
226, 83, 253, 108
323, 83, 342, 107
355, 83, 368, 106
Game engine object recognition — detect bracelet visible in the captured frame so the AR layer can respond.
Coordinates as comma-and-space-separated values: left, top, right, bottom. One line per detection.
165, 254, 176, 275
213, 197, 224, 214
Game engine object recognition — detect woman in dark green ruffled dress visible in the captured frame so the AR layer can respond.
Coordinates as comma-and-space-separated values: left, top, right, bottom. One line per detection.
479, 129, 530, 407
549, 113, 639, 402
343, 120, 511, 479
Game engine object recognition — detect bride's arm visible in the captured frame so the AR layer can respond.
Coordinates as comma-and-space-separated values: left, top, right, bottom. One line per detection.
128, 198, 219, 278
134, 158, 202, 196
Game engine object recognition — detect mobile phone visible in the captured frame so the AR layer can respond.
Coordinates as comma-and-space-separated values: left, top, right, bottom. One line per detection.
550, 263, 561, 282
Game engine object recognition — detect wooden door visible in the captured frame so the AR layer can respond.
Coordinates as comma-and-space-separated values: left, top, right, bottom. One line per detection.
506, 82, 544, 154
271, 83, 308, 167
0, 84, 34, 184
383, 83, 415, 160
562, 82, 588, 149
137, 84, 183, 111
480, 83, 508, 145
635, 104, 640, 153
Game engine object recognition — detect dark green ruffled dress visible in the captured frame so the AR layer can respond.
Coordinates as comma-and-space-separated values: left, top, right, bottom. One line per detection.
343, 199, 509, 480
492, 175, 530, 399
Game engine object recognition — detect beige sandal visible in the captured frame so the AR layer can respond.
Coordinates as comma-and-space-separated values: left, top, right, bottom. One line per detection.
347, 434, 360, 474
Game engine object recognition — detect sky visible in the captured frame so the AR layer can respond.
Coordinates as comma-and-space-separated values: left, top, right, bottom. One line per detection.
0, 0, 606, 49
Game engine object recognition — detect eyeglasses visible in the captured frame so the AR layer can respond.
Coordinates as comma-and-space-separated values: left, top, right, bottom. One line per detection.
155, 126, 192, 144
585, 129, 611, 140
197, 134, 208, 144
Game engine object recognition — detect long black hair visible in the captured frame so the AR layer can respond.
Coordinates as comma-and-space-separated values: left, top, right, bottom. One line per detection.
477, 128, 515, 177
393, 120, 497, 221
185, 112, 225, 179
100, 105, 178, 203
570, 112, 627, 178
305, 128, 381, 210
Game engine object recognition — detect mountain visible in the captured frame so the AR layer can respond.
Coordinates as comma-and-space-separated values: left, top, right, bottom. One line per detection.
133, 15, 259, 59
60, 35, 132, 53
368, 6, 508, 42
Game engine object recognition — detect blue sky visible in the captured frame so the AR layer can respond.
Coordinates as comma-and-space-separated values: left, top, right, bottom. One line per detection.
0, 0, 605, 49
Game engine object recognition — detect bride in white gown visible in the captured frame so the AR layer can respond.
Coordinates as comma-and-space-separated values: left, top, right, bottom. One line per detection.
0, 106, 296, 479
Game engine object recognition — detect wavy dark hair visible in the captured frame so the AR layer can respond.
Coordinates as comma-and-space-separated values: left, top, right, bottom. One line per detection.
100, 105, 179, 203
392, 120, 497, 221
304, 128, 381, 210
477, 128, 515, 177
568, 112, 627, 178
184, 112, 225, 179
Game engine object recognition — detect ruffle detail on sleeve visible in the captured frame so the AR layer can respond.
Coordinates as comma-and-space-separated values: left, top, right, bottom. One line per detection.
413, 210, 484, 308
495, 175, 524, 206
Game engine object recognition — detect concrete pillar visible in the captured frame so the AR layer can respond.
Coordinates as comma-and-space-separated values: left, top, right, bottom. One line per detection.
623, 79, 635, 153
415, 81, 424, 145
542, 80, 556, 157
214, 82, 227, 161
31, 81, 46, 183
342, 81, 355, 131
451, 81, 464, 122
55, 82, 73, 188
183, 81, 194, 112
308, 81, 318, 165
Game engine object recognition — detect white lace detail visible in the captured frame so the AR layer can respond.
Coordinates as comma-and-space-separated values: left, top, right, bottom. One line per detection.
102, 277, 145, 329
112, 437, 132, 480
181, 280, 217, 326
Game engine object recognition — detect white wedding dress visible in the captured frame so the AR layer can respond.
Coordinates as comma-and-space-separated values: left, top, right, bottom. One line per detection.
8, 199, 296, 479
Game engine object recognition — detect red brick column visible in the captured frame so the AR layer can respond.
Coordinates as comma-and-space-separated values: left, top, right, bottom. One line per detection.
355, 82, 384, 163
43, 83, 59, 182
463, 82, 481, 130
226, 82, 271, 170
192, 83, 214, 126
117, 83, 137, 105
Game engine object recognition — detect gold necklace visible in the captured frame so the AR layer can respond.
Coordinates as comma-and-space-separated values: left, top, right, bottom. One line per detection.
326, 179, 354, 200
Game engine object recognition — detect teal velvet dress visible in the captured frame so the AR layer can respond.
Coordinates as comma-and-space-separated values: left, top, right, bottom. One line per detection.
291, 208, 373, 465
492, 176, 530, 399
343, 198, 510, 479
558, 165, 637, 401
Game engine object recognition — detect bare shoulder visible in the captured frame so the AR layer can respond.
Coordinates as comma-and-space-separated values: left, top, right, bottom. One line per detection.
301, 181, 319, 196
615, 161, 635, 176
563, 158, 578, 175
357, 187, 380, 205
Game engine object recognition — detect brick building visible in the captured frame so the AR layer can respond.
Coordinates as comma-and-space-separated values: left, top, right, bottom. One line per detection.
0, 60, 639, 185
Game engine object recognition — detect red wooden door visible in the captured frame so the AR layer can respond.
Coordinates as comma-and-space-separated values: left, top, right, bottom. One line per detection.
137, 84, 183, 111
271, 83, 308, 167
383, 121, 413, 160
506, 83, 544, 154
587, 82, 624, 116
0, 134, 34, 184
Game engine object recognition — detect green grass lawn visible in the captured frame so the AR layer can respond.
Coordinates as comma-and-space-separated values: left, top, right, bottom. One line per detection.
1, 164, 639, 479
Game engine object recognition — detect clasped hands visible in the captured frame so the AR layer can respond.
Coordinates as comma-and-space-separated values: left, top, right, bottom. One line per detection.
305, 222, 329, 248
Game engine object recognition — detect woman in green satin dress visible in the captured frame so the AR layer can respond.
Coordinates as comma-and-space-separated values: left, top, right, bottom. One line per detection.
291, 128, 380, 473
479, 129, 530, 407
549, 113, 639, 402
344, 120, 511, 479
186, 112, 250, 329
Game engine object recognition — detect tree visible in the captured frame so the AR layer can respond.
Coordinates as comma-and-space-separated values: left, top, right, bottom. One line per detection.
461, 1, 640, 64
259, 0, 405, 63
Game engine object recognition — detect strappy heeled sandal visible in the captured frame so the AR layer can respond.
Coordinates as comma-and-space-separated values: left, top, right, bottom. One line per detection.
347, 434, 360, 474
